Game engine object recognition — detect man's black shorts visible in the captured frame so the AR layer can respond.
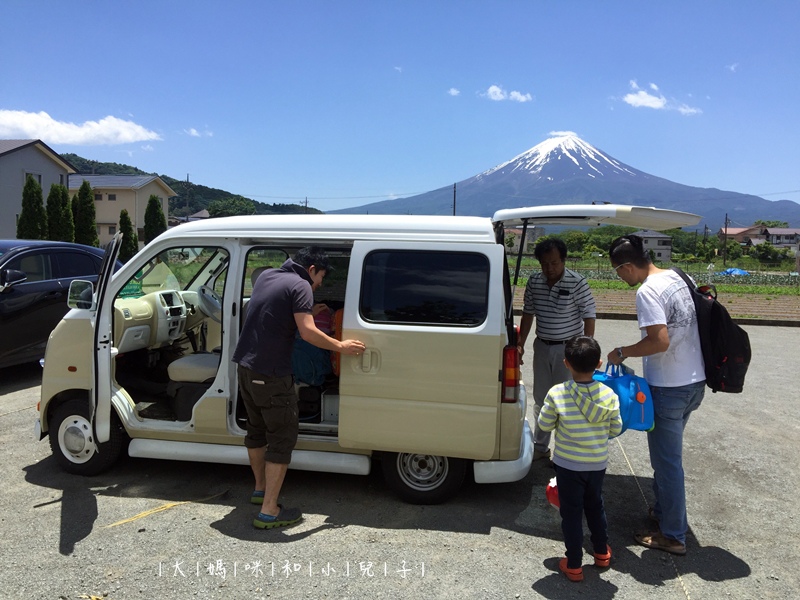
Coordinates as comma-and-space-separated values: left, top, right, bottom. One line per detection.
238, 365, 299, 464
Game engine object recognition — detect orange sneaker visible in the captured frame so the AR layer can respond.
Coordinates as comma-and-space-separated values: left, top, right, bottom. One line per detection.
594, 544, 612, 568
559, 558, 583, 582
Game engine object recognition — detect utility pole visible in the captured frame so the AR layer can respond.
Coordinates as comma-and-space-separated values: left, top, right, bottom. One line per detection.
452, 183, 456, 216
723, 213, 730, 266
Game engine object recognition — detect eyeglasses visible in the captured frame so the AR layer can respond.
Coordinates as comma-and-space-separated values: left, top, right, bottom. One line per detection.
613, 262, 631, 272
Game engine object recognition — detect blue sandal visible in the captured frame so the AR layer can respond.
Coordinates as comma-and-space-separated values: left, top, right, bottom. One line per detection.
253, 505, 303, 529
250, 490, 265, 505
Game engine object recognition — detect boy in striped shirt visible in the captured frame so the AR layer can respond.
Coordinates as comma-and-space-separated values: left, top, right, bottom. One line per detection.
538, 335, 622, 582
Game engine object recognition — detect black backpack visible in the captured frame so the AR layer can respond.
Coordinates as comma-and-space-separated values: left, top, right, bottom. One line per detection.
672, 267, 752, 393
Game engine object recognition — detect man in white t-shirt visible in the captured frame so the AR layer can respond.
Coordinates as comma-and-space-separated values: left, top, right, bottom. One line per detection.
607, 235, 705, 556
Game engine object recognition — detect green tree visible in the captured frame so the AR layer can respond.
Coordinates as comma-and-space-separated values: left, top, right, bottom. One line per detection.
45, 184, 74, 241
144, 195, 167, 243
118, 209, 139, 263
561, 230, 588, 253
74, 181, 99, 247
208, 196, 256, 217
754, 220, 789, 228
59, 185, 75, 242
17, 175, 48, 239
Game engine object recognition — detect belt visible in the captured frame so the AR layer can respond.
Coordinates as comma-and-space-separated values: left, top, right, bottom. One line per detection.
537, 338, 566, 345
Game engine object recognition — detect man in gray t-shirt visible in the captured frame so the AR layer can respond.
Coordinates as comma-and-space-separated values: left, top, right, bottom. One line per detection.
233, 247, 365, 529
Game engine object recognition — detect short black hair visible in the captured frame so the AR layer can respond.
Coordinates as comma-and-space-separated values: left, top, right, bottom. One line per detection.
609, 235, 651, 268
294, 246, 332, 272
564, 335, 601, 374
534, 238, 567, 262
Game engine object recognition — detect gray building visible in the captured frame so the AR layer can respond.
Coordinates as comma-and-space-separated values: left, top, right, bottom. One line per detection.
630, 229, 673, 262
0, 140, 77, 239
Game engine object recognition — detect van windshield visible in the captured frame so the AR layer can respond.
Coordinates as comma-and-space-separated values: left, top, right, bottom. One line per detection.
118, 247, 228, 298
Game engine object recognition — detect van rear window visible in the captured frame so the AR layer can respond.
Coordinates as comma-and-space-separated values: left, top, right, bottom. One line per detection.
360, 250, 489, 326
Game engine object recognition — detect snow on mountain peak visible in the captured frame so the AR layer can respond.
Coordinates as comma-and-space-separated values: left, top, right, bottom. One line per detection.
480, 133, 638, 181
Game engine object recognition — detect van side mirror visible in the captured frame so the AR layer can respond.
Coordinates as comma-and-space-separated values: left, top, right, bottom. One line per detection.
68, 280, 95, 310
0, 268, 27, 293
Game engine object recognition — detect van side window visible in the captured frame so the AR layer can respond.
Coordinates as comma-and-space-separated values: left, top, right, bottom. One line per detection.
360, 250, 489, 326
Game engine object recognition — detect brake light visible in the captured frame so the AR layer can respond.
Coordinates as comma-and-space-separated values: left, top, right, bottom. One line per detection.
502, 344, 520, 403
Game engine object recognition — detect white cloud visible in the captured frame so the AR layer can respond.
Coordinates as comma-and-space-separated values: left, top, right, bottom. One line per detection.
677, 104, 702, 116
0, 109, 161, 145
394, 66, 403, 73
621, 81, 701, 115
141, 144, 154, 152
726, 62, 739, 73
482, 84, 533, 102
184, 127, 213, 138
509, 91, 533, 103
447, 88, 460, 96
623, 89, 667, 109
486, 85, 507, 101
549, 130, 578, 137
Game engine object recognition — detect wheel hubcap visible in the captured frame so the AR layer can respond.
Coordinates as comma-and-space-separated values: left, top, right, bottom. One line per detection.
397, 454, 448, 491
59, 416, 96, 463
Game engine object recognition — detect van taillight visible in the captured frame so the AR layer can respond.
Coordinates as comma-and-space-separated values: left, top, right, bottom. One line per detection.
502, 345, 519, 403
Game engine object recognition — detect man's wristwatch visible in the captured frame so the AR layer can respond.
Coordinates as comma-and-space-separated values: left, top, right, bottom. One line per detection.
616, 347, 626, 361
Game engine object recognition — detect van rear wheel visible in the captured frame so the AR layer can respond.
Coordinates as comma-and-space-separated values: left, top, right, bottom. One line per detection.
382, 452, 466, 504
49, 399, 125, 476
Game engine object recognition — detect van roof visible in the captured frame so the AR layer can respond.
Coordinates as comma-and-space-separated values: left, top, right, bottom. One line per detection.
163, 214, 499, 244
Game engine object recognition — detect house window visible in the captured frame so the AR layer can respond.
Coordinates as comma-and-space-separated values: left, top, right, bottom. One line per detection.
25, 172, 42, 184
109, 226, 117, 235
109, 194, 116, 201
95, 194, 102, 201
59, 174, 65, 185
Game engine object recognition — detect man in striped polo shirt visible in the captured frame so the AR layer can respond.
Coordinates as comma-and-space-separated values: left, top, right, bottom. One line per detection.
517, 238, 597, 461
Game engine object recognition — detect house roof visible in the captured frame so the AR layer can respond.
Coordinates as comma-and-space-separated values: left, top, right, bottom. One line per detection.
719, 226, 763, 235
630, 229, 671, 238
68, 174, 177, 197
763, 228, 800, 235
0, 139, 77, 173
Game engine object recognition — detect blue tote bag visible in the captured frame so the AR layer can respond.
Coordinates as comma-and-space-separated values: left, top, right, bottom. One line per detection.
592, 364, 654, 435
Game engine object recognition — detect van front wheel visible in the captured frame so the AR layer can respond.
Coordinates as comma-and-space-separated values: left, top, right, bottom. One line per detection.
382, 452, 466, 504
49, 399, 125, 476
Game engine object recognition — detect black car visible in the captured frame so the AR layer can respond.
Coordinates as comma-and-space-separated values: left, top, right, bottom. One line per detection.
0, 240, 122, 370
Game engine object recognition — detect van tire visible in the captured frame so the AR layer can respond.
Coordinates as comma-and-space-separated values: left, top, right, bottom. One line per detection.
49, 399, 125, 476
382, 452, 466, 504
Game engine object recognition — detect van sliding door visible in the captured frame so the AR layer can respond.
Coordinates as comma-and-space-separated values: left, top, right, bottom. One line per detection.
338, 241, 505, 460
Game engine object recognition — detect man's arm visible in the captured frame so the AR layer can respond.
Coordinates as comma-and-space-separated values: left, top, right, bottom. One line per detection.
517, 312, 534, 359
583, 317, 596, 338
607, 323, 669, 365
295, 313, 365, 355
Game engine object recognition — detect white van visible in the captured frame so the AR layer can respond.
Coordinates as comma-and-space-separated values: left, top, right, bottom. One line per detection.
35, 205, 699, 503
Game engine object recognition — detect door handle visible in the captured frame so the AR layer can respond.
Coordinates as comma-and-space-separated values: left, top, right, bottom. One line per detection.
45, 291, 63, 299
359, 349, 379, 373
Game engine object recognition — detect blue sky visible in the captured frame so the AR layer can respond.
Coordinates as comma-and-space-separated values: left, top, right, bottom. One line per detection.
2, 1, 798, 218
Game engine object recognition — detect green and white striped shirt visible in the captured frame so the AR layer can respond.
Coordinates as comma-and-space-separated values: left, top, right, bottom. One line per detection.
538, 380, 621, 471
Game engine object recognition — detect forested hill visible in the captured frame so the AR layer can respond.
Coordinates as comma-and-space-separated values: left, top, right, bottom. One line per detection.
61, 153, 321, 217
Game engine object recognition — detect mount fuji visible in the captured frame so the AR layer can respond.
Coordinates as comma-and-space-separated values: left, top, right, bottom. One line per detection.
331, 134, 800, 231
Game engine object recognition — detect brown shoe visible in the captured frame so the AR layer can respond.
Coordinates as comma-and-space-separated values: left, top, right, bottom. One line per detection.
634, 531, 686, 555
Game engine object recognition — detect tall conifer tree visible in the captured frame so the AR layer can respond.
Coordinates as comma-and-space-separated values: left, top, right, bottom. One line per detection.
74, 181, 99, 247
118, 209, 139, 263
17, 175, 47, 239
144, 195, 167, 243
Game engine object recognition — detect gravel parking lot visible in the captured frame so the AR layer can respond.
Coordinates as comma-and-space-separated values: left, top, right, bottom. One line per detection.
0, 320, 797, 599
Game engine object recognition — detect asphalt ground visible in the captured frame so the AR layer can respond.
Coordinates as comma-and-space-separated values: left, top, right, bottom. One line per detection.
0, 319, 796, 599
